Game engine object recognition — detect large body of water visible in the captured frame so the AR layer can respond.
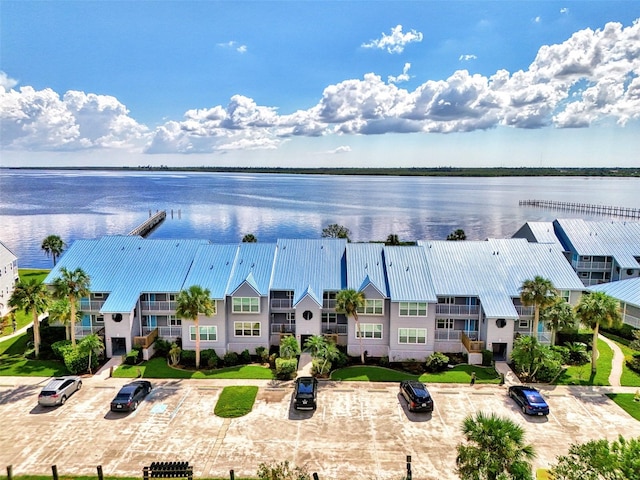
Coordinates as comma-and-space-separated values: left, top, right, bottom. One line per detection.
1, 169, 639, 269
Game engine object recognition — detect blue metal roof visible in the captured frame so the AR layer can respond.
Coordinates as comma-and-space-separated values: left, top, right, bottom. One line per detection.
555, 219, 640, 269
227, 243, 277, 296
183, 244, 239, 299
384, 246, 436, 302
346, 243, 388, 296
271, 239, 346, 305
589, 277, 640, 308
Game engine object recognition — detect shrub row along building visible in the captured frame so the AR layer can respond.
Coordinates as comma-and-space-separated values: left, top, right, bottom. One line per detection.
30, 218, 640, 362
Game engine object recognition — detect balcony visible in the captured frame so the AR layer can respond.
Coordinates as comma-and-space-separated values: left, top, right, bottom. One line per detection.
515, 306, 535, 316
435, 304, 479, 316
323, 299, 337, 309
80, 299, 106, 311
461, 332, 484, 353
74, 325, 105, 339
271, 323, 296, 334
321, 324, 348, 335
623, 314, 640, 329
134, 328, 158, 349
140, 300, 177, 311
270, 298, 293, 310
575, 261, 612, 271
143, 326, 182, 338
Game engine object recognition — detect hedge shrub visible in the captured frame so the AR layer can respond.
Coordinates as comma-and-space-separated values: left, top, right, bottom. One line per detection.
181, 350, 196, 367
63, 348, 97, 374
51, 340, 73, 360
481, 349, 493, 366
275, 357, 297, 379
223, 352, 239, 366
240, 349, 252, 365
201, 349, 219, 368
425, 352, 449, 372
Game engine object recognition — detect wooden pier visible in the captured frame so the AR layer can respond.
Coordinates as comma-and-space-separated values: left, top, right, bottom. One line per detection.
129, 210, 167, 237
519, 200, 640, 219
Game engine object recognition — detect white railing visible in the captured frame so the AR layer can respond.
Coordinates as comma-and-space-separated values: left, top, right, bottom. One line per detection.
140, 301, 177, 311
623, 314, 640, 329
434, 329, 462, 341
515, 306, 535, 316
75, 325, 104, 338
575, 261, 612, 270
271, 323, 296, 334
270, 298, 293, 309
143, 326, 182, 338
323, 299, 337, 309
322, 324, 348, 335
435, 305, 479, 315
79, 300, 105, 311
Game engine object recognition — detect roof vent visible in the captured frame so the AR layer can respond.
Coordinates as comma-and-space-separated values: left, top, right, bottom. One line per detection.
406, 266, 409, 271
210, 265, 214, 270
251, 263, 255, 268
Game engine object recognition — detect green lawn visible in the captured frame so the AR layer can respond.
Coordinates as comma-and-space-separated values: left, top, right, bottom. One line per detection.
113, 357, 274, 379
331, 364, 500, 383
616, 341, 640, 387
214, 385, 259, 418
554, 338, 613, 386
606, 393, 640, 421
0, 333, 68, 377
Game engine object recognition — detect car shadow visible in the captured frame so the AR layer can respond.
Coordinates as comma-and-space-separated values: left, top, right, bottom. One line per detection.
397, 394, 433, 422
29, 404, 60, 415
103, 409, 134, 420
287, 396, 316, 420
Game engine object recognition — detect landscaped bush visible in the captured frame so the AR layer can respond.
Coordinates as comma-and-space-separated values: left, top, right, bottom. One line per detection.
379, 355, 389, 367
223, 351, 239, 366
481, 349, 493, 366
425, 352, 449, 372
28, 322, 66, 359
535, 349, 565, 383
200, 349, 219, 368
601, 323, 637, 342
181, 349, 196, 367
551, 345, 570, 364
565, 342, 590, 365
63, 348, 97, 374
275, 357, 297, 379
627, 354, 640, 374
153, 338, 172, 358
557, 332, 592, 348
51, 340, 73, 360
312, 358, 332, 376
447, 352, 468, 365
124, 347, 142, 365
255, 346, 269, 364
240, 348, 252, 365
332, 350, 349, 369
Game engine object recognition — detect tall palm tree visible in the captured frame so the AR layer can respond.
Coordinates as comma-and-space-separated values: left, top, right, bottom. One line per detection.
520, 276, 557, 342
335, 288, 366, 364
575, 291, 622, 373
456, 411, 536, 480
541, 298, 576, 346
41, 235, 66, 267
8, 279, 50, 358
176, 285, 215, 369
52, 267, 91, 347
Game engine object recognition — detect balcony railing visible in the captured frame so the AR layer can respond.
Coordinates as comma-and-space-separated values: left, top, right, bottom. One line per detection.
623, 314, 640, 329
321, 324, 348, 335
134, 328, 158, 349
271, 323, 296, 334
143, 326, 182, 338
79, 299, 106, 311
270, 298, 293, 309
575, 261, 612, 270
435, 305, 479, 315
462, 332, 484, 353
75, 325, 105, 338
515, 306, 535, 316
434, 329, 461, 341
140, 300, 177, 311
323, 299, 337, 309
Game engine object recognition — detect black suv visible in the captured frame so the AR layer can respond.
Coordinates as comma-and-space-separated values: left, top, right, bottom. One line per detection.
400, 380, 434, 412
293, 376, 318, 410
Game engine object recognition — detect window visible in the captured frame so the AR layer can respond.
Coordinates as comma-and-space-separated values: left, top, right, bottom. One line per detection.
519, 319, 529, 329
560, 290, 570, 302
399, 302, 427, 316
96, 315, 104, 323
169, 315, 181, 326
190, 325, 217, 341
358, 299, 383, 315
322, 312, 337, 324
94, 293, 104, 299
398, 328, 426, 344
233, 297, 260, 313
235, 321, 261, 337
356, 323, 383, 339
437, 318, 454, 329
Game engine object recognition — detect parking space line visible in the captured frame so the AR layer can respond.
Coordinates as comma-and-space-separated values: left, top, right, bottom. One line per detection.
572, 396, 600, 425
464, 393, 476, 413
434, 402, 450, 435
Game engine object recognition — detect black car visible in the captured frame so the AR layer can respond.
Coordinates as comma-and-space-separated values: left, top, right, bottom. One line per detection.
110, 380, 152, 412
508, 385, 549, 416
293, 376, 318, 410
400, 380, 434, 412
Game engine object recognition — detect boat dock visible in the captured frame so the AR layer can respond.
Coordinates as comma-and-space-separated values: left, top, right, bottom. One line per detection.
129, 210, 167, 237
519, 200, 640, 219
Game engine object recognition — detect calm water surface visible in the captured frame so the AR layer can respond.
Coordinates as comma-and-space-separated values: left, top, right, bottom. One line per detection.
1, 169, 639, 268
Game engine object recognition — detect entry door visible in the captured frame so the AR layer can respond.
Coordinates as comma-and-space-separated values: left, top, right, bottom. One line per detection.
301, 334, 313, 351
112, 337, 127, 356
492, 342, 507, 361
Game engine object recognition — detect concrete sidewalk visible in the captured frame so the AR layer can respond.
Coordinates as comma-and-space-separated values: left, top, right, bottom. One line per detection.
297, 352, 313, 376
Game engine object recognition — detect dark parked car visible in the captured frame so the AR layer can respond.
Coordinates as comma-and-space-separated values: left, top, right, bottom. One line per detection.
110, 380, 152, 412
38, 376, 82, 406
508, 385, 549, 416
399, 380, 434, 412
293, 376, 318, 410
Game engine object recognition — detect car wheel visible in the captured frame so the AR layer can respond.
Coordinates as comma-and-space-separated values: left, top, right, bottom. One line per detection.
132, 401, 138, 411
60, 395, 67, 405
522, 406, 527, 414
77, 381, 82, 391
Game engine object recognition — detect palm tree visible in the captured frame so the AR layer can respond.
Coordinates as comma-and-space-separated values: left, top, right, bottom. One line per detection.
575, 291, 622, 374
41, 235, 66, 267
279, 334, 300, 360
79, 333, 104, 374
176, 285, 215, 369
52, 267, 91, 347
456, 411, 536, 480
304, 335, 339, 375
335, 288, 366, 364
8, 279, 50, 358
541, 298, 576, 346
385, 234, 400, 245
520, 276, 557, 342
242, 233, 257, 243
48, 297, 82, 341
447, 229, 467, 241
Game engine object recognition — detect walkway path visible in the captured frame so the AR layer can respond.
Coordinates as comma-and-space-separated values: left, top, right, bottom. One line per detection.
599, 333, 624, 387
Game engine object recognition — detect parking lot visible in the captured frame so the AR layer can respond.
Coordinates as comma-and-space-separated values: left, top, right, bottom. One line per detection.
1, 378, 639, 480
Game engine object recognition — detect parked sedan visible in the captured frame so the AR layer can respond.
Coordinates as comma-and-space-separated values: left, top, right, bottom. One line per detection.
110, 380, 152, 412
508, 385, 549, 416
399, 380, 434, 413
293, 376, 318, 410
38, 376, 82, 406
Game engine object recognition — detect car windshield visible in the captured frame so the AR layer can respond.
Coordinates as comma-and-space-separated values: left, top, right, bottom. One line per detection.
297, 382, 314, 395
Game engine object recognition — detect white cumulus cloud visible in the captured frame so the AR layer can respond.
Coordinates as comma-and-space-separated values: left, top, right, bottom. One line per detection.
388, 63, 412, 84
459, 54, 477, 62
362, 25, 423, 54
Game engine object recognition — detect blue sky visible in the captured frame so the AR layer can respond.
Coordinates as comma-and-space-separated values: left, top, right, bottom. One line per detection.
1, 1, 639, 168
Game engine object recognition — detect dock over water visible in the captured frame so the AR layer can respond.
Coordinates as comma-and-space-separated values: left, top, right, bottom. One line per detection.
129, 210, 167, 237
519, 200, 640, 220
